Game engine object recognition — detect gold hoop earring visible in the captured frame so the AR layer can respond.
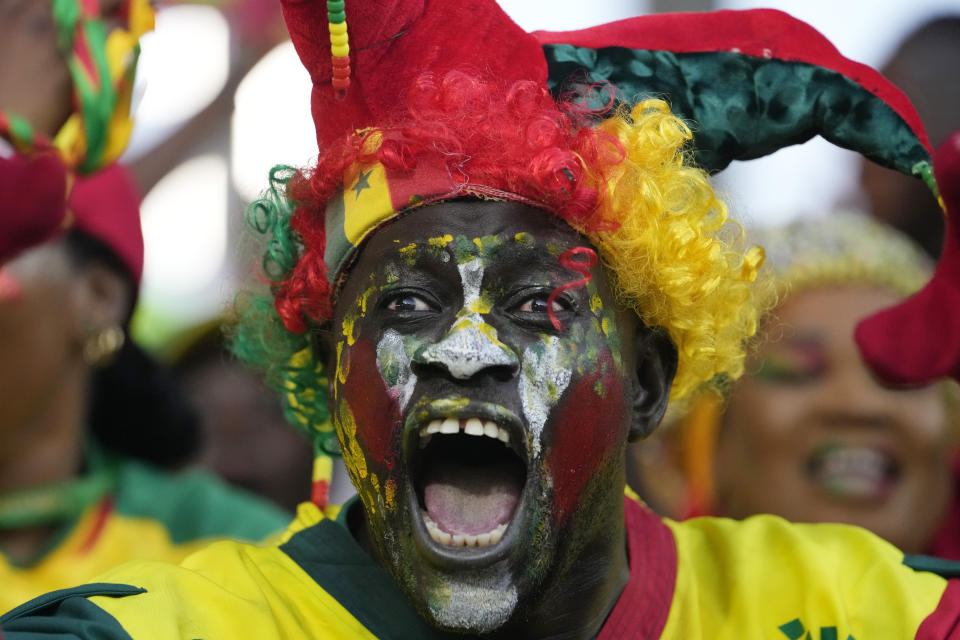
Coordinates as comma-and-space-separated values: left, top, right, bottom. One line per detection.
83, 325, 125, 366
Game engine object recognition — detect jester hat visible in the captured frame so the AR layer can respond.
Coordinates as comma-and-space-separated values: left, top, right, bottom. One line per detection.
278, 0, 960, 393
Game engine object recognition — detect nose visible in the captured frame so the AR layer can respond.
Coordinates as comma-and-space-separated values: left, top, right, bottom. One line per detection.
817, 363, 897, 428
413, 316, 520, 381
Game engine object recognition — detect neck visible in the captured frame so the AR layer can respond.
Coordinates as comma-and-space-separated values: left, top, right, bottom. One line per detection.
495, 501, 630, 640
0, 364, 88, 561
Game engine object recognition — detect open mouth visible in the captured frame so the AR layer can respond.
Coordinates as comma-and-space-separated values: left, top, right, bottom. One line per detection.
806, 443, 900, 501
413, 417, 526, 549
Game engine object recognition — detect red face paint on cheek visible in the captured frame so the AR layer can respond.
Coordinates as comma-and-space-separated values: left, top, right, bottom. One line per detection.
545, 351, 625, 522
342, 338, 402, 473
0, 268, 23, 302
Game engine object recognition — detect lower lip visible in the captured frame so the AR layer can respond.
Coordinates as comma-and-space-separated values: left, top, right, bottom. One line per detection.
811, 473, 896, 501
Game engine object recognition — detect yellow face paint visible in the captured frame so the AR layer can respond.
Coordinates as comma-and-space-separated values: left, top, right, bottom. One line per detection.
429, 235, 454, 248
336, 402, 367, 480
342, 315, 359, 346
399, 243, 418, 260
335, 341, 349, 387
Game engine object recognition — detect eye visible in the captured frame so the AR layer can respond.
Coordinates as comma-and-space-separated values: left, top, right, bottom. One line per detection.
754, 353, 826, 386
516, 295, 565, 315
385, 294, 435, 313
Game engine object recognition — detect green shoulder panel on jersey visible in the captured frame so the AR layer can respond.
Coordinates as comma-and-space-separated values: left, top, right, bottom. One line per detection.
279, 513, 456, 640
0, 583, 140, 639
111, 457, 290, 543
905, 555, 960, 579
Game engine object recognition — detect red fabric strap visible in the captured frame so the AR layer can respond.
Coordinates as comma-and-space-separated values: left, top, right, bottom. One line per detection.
915, 579, 960, 639
599, 496, 677, 638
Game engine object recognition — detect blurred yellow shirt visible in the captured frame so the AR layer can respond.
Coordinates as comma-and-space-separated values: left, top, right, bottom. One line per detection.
0, 456, 289, 614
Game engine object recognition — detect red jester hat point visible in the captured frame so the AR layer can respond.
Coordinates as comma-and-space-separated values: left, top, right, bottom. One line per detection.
856, 131, 960, 386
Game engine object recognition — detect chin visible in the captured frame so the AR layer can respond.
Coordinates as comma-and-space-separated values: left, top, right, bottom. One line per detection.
423, 566, 520, 633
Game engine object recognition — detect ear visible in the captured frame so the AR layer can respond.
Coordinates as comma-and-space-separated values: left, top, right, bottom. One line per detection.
628, 326, 678, 442
74, 262, 130, 334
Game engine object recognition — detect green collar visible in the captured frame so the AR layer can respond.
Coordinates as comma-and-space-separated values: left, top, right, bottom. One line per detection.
0, 445, 116, 530
279, 509, 456, 640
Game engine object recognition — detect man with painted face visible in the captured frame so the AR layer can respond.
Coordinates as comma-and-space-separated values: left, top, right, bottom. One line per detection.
6, 1, 960, 638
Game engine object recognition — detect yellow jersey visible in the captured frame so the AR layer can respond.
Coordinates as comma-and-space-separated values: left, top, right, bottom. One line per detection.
3, 494, 960, 639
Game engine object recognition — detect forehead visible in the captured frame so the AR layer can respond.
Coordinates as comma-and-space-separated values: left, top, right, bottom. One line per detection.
375, 199, 575, 247
345, 199, 584, 274
761, 285, 902, 349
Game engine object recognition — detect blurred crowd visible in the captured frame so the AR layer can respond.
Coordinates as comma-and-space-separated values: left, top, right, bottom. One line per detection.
0, 0, 958, 617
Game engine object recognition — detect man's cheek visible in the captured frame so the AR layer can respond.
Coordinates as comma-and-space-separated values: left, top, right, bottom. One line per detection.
338, 338, 403, 509
545, 351, 625, 523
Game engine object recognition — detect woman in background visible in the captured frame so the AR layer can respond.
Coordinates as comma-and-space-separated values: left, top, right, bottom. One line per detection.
0, 165, 289, 612
633, 213, 960, 558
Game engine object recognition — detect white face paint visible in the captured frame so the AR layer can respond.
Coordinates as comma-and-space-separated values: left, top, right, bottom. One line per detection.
430, 568, 519, 633
376, 329, 418, 411
459, 258, 483, 308
418, 259, 519, 380
518, 335, 573, 457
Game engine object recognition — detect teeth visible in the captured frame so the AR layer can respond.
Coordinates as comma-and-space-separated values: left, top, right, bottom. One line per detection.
464, 418, 485, 436
424, 513, 509, 548
440, 418, 460, 434
417, 418, 512, 445
423, 515, 452, 545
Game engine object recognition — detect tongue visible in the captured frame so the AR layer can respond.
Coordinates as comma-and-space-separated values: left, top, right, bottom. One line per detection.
423, 457, 521, 535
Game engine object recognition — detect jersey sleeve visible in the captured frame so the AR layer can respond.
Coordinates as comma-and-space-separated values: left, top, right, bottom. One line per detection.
0, 583, 140, 640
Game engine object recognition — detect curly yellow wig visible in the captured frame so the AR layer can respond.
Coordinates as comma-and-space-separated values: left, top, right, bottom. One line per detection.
588, 100, 765, 400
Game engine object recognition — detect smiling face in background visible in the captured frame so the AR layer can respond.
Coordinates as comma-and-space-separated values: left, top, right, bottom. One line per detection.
716, 285, 956, 553
323, 199, 669, 635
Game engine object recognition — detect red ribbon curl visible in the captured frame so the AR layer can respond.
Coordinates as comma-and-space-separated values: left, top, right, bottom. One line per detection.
547, 247, 598, 331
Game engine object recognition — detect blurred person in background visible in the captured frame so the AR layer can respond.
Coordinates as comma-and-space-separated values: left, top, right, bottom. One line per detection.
1, 0, 151, 265
860, 16, 960, 259
635, 212, 960, 558
168, 319, 315, 514
0, 164, 289, 613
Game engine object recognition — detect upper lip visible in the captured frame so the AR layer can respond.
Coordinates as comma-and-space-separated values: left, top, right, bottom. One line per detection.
403, 398, 529, 464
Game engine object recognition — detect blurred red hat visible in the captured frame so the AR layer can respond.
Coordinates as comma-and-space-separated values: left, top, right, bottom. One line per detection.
69, 163, 145, 287
0, 152, 69, 265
